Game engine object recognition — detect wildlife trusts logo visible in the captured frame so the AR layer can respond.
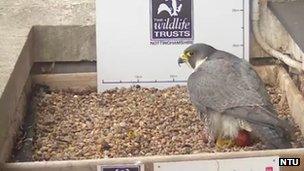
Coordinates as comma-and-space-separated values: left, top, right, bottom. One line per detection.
150, 0, 193, 45
158, 0, 182, 17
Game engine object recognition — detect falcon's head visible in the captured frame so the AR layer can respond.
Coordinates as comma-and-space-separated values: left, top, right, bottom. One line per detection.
178, 43, 216, 69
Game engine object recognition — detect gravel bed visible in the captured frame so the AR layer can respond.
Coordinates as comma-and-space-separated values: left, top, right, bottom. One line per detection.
11, 85, 304, 161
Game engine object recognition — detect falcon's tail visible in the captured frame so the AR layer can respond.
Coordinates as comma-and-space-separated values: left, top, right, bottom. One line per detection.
254, 106, 293, 149
251, 123, 292, 149
224, 106, 293, 149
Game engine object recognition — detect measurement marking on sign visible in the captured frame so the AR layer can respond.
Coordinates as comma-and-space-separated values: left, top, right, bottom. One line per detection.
233, 44, 244, 47
242, 0, 245, 60
232, 8, 244, 12
102, 80, 187, 84
135, 75, 143, 79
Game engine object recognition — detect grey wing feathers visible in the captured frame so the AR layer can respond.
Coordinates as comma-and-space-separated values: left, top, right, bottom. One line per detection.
187, 51, 267, 112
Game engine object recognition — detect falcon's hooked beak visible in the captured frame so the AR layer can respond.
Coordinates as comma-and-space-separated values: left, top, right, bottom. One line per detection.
178, 53, 188, 67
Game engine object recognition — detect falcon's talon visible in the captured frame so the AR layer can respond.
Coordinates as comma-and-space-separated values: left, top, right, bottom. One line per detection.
216, 138, 235, 148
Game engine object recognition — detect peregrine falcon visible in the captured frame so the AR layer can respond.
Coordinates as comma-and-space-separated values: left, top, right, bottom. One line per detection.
178, 43, 292, 149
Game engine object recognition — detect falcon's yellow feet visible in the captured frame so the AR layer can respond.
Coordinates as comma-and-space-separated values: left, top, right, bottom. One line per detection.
216, 137, 235, 149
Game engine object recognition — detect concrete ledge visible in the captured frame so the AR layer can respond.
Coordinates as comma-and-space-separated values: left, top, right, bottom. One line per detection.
33, 25, 96, 62
0, 29, 34, 163
0, 0, 95, 165
0, 25, 96, 163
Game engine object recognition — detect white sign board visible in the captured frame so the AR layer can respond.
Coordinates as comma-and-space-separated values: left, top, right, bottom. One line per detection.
97, 0, 250, 92
154, 156, 279, 171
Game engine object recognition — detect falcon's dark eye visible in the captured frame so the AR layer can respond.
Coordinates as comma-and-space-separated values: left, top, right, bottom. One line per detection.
187, 52, 194, 56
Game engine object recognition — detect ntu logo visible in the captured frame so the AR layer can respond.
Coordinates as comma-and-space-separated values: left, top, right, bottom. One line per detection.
150, 0, 193, 45
157, 0, 182, 17
279, 158, 300, 166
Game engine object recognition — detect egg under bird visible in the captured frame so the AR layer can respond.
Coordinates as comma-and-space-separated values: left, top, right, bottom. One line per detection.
178, 43, 292, 149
